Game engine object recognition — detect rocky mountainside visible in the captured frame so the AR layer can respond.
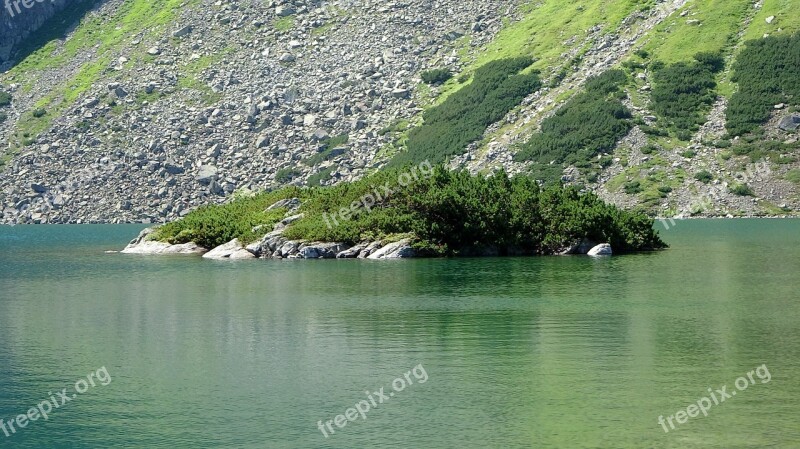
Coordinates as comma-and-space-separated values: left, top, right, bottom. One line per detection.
0, 0, 799, 224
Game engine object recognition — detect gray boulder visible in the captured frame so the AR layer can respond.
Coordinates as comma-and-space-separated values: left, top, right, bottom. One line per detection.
299, 242, 350, 259
587, 243, 613, 256
368, 239, 415, 259
778, 115, 800, 132
196, 165, 218, 184
203, 239, 255, 259
559, 238, 597, 255
246, 231, 287, 258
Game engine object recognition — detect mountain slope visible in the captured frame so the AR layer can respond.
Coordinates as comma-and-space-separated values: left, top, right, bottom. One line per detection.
1, 0, 799, 224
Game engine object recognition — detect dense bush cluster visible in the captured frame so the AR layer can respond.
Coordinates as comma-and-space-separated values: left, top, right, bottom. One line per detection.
726, 33, 800, 136
694, 170, 713, 183
729, 183, 754, 196
281, 166, 666, 255
513, 70, 632, 171
157, 168, 666, 255
153, 190, 300, 248
420, 68, 453, 85
650, 53, 723, 139
390, 58, 541, 167
303, 134, 349, 166
275, 167, 301, 183
0, 90, 10, 123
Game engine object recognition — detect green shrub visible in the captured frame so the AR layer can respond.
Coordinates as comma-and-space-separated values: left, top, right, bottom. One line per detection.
729, 183, 754, 196
641, 145, 658, 155
0, 91, 11, 107
681, 150, 697, 158
514, 69, 631, 168
694, 170, 713, 183
623, 180, 643, 195
640, 125, 669, 137
391, 58, 541, 166
693, 51, 726, 73
153, 189, 300, 248
304, 134, 349, 166
282, 166, 666, 254
650, 57, 718, 135
727, 33, 800, 136
307, 166, 335, 186
0, 112, 6, 123
421, 68, 453, 85
714, 140, 732, 148
32, 108, 47, 118
275, 167, 301, 183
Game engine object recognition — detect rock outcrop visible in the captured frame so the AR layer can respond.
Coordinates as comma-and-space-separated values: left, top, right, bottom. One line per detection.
0, 0, 72, 64
587, 243, 613, 256
202, 238, 255, 259
120, 227, 207, 254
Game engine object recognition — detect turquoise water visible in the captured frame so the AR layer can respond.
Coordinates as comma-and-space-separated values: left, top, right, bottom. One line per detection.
1, 221, 799, 448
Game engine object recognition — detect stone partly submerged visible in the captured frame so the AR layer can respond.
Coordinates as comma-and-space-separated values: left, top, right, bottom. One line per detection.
120, 227, 207, 255
587, 243, 613, 256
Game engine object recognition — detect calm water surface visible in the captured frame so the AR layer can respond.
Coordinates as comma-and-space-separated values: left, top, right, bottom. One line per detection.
0, 220, 799, 448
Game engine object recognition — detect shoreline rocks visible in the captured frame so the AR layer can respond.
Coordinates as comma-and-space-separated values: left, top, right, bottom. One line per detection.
120, 228, 207, 255
202, 238, 255, 259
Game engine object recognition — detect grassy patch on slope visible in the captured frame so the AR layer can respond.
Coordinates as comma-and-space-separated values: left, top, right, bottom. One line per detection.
389, 58, 541, 167
2, 0, 194, 151
640, 0, 752, 63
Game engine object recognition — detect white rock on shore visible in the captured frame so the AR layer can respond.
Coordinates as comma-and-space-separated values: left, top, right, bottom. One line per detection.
367, 239, 415, 259
121, 227, 207, 255
202, 238, 255, 260
587, 243, 613, 256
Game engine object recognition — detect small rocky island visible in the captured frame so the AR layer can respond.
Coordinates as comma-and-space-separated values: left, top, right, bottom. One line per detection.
123, 167, 666, 259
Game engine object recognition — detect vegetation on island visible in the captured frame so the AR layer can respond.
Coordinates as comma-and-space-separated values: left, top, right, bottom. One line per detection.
153, 166, 667, 256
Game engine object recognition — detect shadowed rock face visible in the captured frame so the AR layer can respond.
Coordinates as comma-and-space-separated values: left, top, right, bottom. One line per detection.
1, 0, 69, 63
0, 0, 102, 65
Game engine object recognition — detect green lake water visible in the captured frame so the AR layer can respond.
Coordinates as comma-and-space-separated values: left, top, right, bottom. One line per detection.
0, 220, 799, 448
